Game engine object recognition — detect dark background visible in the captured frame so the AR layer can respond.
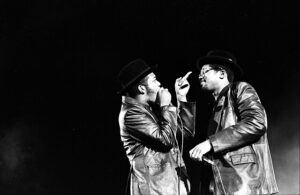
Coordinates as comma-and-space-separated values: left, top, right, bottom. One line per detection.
0, 0, 299, 194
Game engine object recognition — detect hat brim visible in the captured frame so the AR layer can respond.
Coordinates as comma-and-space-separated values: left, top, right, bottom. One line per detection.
196, 56, 243, 79
117, 64, 158, 95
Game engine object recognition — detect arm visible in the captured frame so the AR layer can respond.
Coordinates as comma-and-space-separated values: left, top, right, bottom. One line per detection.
209, 82, 267, 153
177, 101, 196, 138
190, 82, 267, 161
125, 105, 178, 151
174, 71, 195, 138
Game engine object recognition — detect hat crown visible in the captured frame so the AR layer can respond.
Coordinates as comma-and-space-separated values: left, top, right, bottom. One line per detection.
118, 59, 148, 86
117, 58, 153, 94
206, 50, 237, 64
196, 49, 243, 80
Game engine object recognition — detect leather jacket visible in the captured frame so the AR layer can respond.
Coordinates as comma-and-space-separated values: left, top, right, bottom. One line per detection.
207, 82, 279, 195
119, 96, 196, 195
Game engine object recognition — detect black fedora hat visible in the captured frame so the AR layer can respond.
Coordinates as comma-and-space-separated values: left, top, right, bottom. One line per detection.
196, 50, 243, 79
117, 58, 157, 95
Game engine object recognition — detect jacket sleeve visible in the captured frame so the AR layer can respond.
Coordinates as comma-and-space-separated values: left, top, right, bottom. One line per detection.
209, 82, 267, 153
124, 105, 178, 151
177, 101, 196, 139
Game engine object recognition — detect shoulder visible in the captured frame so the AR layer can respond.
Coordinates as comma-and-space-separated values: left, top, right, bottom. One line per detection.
124, 104, 152, 121
231, 81, 254, 90
230, 82, 260, 103
231, 81, 257, 96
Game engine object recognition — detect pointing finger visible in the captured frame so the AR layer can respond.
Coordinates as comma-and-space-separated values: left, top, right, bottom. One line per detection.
181, 71, 192, 81
178, 71, 192, 86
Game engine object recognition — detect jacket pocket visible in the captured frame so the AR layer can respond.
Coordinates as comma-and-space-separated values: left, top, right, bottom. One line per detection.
145, 153, 168, 167
230, 153, 256, 165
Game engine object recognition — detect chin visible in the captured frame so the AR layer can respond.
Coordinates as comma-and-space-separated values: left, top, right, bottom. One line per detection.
200, 83, 207, 89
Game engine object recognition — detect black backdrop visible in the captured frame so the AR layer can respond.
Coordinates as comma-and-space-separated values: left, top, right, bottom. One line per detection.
0, 0, 299, 194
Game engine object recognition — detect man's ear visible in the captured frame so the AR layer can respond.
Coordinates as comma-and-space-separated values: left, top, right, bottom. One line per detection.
138, 85, 146, 94
219, 70, 226, 79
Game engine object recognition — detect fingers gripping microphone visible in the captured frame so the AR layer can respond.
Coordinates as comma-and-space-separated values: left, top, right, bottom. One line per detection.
180, 84, 188, 89
202, 156, 215, 165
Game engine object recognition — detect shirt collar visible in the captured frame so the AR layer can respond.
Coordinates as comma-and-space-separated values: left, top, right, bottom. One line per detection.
216, 83, 231, 103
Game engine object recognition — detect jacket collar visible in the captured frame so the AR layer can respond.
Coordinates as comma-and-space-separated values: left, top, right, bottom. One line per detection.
122, 96, 151, 109
215, 83, 231, 103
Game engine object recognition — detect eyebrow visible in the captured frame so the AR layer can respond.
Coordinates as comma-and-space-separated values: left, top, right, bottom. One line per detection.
149, 75, 156, 81
201, 68, 211, 72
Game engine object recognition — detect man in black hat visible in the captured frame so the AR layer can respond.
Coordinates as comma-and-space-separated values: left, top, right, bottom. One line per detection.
189, 50, 278, 195
117, 58, 196, 195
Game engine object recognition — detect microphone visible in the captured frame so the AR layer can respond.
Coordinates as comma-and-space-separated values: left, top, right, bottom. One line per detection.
179, 84, 188, 89
202, 156, 215, 165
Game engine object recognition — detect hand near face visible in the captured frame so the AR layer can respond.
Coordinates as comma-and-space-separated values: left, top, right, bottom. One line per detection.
189, 140, 212, 162
157, 87, 172, 107
175, 71, 192, 102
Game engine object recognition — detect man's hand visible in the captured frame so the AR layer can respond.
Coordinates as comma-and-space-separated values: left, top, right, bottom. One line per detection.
175, 71, 192, 102
158, 87, 172, 107
189, 140, 212, 162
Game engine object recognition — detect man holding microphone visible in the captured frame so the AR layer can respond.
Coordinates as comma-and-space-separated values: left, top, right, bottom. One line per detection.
117, 58, 195, 195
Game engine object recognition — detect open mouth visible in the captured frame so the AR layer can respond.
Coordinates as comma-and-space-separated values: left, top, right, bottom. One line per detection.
200, 80, 207, 87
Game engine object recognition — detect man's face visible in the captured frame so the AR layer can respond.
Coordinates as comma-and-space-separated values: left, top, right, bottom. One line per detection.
144, 72, 161, 104
198, 64, 220, 91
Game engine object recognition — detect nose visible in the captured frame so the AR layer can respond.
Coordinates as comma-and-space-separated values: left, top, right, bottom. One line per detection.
157, 81, 161, 87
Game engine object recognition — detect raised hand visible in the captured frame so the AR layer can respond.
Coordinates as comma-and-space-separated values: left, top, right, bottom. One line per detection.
157, 87, 172, 107
175, 71, 192, 102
